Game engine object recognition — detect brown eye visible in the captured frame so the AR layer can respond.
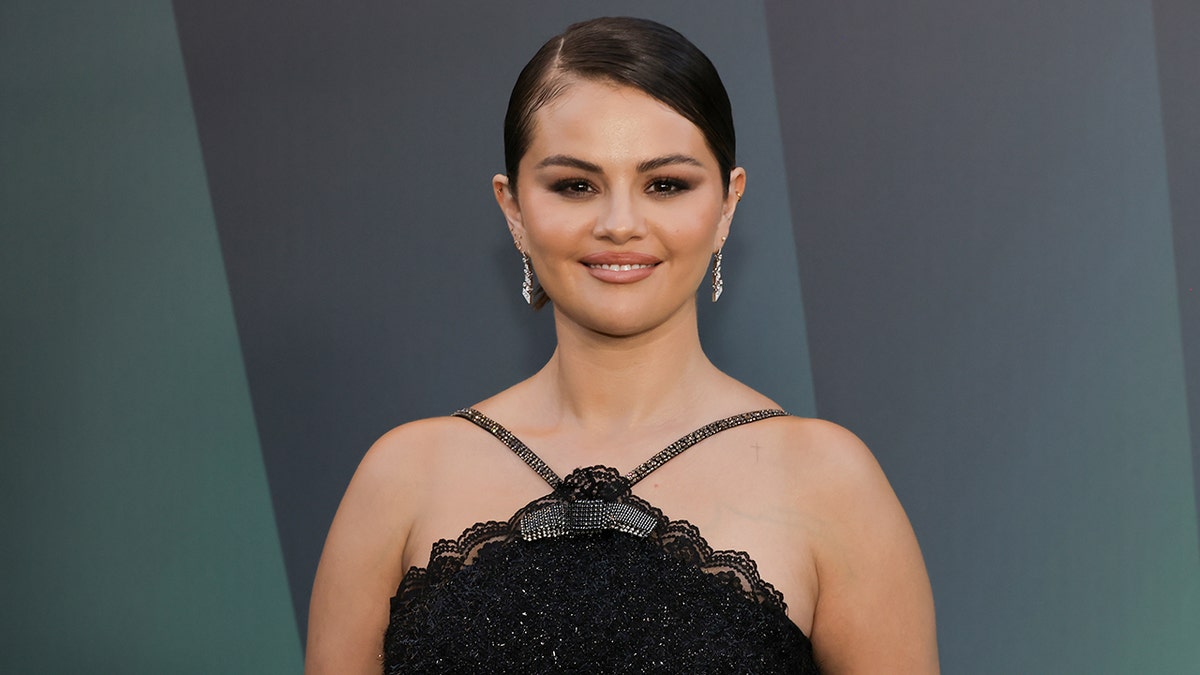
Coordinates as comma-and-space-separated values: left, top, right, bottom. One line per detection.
551, 179, 596, 196
646, 178, 690, 195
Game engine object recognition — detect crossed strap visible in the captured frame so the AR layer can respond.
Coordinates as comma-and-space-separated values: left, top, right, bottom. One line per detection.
452, 407, 789, 542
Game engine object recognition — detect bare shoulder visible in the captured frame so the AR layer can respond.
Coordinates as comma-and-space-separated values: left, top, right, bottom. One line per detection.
305, 414, 472, 674
769, 416, 939, 673
752, 416, 909, 538
772, 416, 891, 497
768, 415, 869, 457
355, 415, 469, 484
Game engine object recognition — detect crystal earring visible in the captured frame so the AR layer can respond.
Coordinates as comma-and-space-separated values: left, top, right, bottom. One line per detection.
711, 248, 724, 302
521, 252, 533, 305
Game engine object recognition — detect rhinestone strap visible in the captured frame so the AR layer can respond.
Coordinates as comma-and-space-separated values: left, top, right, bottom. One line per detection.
452, 407, 789, 489
624, 409, 789, 486
452, 408, 562, 488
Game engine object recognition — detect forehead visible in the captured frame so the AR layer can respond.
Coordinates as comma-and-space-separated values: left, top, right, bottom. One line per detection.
525, 79, 713, 166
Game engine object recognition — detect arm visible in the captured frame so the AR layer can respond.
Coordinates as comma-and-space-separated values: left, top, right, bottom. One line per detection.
305, 425, 427, 674
804, 421, 939, 673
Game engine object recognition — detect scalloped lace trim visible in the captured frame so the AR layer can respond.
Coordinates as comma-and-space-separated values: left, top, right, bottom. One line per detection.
392, 466, 790, 619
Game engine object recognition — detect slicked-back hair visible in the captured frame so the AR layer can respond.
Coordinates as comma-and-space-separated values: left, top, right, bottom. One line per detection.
503, 17, 736, 195
502, 17, 736, 309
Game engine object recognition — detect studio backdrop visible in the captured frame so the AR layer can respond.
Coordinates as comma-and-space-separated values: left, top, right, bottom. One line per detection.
3, 1, 1198, 672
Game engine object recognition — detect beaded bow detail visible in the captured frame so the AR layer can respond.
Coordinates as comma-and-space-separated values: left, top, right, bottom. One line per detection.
520, 499, 659, 540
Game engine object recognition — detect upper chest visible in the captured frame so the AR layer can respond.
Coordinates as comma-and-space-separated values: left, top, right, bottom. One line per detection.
400, 430, 822, 634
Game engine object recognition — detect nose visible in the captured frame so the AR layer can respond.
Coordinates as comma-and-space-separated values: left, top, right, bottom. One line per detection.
592, 190, 646, 244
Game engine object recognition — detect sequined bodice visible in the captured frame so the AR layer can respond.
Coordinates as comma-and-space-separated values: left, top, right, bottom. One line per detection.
383, 409, 820, 673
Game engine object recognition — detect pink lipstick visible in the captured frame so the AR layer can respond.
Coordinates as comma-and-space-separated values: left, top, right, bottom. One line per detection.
580, 252, 661, 284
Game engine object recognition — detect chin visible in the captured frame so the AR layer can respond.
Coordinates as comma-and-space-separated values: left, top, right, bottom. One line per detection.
574, 312, 651, 338
590, 321, 655, 339
557, 299, 693, 339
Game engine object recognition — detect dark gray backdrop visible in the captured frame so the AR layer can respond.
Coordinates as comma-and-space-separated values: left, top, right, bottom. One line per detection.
171, 0, 817, 646
3, 1, 1198, 672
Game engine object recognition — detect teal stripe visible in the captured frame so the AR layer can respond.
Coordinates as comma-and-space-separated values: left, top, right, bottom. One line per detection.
0, 2, 303, 672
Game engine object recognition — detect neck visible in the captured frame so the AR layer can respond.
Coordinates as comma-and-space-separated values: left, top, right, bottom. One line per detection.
537, 300, 715, 433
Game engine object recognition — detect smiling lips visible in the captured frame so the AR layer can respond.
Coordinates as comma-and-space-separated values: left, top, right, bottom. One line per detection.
580, 252, 661, 283
591, 262, 654, 271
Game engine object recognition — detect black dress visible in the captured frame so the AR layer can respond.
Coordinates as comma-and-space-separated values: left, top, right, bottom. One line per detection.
383, 408, 820, 674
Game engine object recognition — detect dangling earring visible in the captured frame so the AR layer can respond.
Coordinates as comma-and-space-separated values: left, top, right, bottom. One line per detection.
711, 248, 724, 302
521, 252, 533, 305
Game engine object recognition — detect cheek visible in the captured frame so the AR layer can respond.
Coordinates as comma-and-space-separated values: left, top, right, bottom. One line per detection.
522, 209, 586, 266
659, 204, 721, 253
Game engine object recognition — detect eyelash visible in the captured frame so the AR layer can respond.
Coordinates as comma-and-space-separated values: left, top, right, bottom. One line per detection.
550, 179, 596, 196
646, 177, 691, 195
548, 177, 693, 198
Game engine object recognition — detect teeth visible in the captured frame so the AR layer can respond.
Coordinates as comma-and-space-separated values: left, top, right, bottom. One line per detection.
589, 263, 654, 271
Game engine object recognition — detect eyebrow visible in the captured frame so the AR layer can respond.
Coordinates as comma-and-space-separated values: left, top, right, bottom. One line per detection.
637, 154, 705, 173
533, 153, 706, 174
534, 155, 603, 173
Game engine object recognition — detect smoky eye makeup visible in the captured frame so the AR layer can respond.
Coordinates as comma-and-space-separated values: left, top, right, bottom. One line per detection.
547, 177, 597, 196
645, 176, 693, 195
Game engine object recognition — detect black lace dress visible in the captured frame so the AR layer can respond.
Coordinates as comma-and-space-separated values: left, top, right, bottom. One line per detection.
383, 408, 820, 673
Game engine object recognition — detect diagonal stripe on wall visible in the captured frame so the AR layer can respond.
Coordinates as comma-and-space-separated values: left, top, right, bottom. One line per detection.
172, 0, 815, 640
0, 1, 301, 670
1152, 0, 1200, 561
766, 0, 1200, 671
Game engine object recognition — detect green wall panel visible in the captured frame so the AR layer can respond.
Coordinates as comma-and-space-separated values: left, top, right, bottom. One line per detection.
0, 2, 302, 671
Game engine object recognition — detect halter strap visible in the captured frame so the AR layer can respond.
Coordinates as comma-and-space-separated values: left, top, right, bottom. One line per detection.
451, 408, 563, 488
451, 408, 789, 488
623, 409, 789, 485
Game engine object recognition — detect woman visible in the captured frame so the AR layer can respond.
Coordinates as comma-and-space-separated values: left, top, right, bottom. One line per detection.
307, 17, 937, 673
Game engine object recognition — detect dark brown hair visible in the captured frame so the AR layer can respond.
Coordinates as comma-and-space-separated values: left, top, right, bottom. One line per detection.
504, 17, 736, 308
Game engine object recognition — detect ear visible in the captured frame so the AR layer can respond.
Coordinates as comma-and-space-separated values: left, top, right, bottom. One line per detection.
493, 174, 526, 252
716, 167, 747, 250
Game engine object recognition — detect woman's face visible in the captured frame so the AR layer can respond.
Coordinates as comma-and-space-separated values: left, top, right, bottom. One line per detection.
495, 78, 744, 338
